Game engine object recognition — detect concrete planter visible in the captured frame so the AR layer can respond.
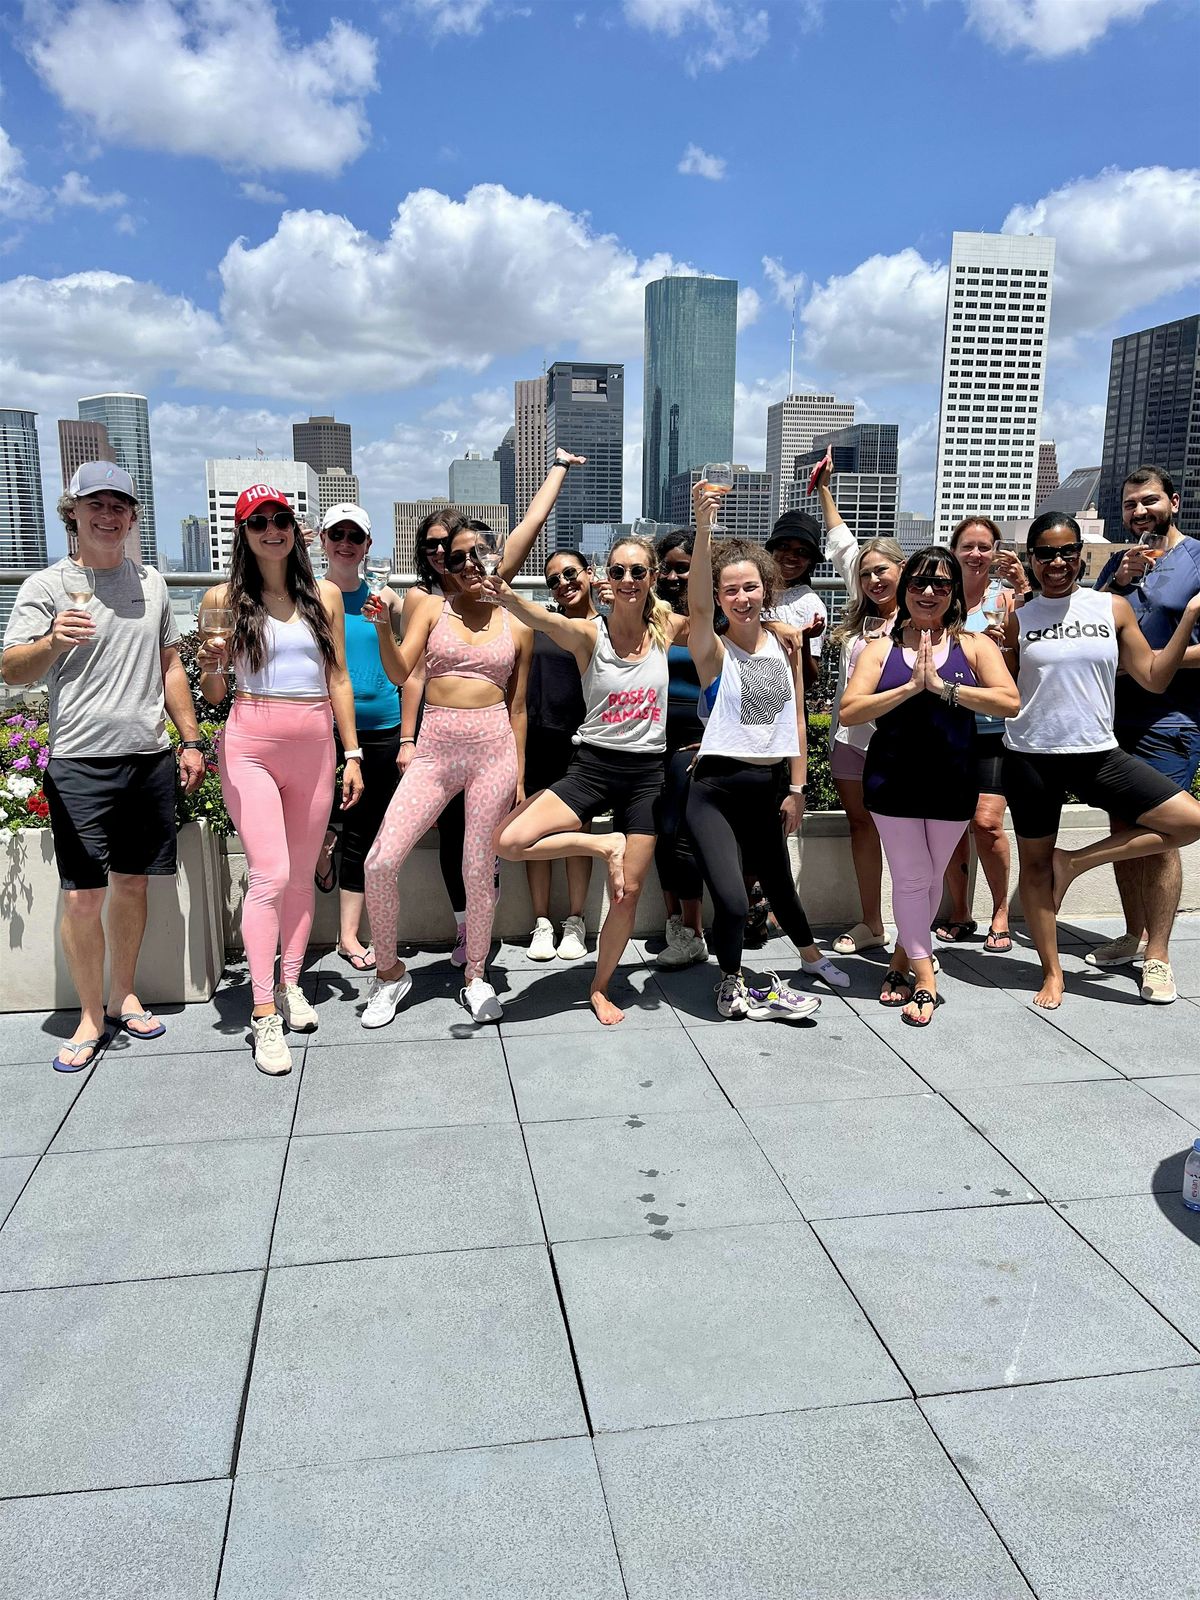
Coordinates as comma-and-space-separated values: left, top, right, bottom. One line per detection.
217, 805, 1199, 955
1, 821, 225, 1013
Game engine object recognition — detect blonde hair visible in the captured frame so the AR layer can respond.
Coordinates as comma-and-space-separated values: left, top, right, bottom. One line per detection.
832, 537, 905, 645
608, 536, 673, 651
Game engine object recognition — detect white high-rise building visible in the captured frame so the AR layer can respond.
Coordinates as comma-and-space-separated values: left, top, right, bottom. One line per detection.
316, 467, 362, 521
765, 394, 854, 516
933, 232, 1055, 541
78, 393, 158, 565
204, 460, 319, 571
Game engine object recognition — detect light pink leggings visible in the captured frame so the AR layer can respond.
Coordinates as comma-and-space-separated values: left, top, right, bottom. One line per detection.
219, 698, 335, 1005
366, 703, 517, 982
870, 813, 969, 963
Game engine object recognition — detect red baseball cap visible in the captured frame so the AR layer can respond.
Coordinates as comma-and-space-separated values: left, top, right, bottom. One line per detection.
235, 483, 292, 523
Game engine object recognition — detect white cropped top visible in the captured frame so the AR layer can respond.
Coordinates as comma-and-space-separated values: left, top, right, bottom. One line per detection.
234, 614, 328, 699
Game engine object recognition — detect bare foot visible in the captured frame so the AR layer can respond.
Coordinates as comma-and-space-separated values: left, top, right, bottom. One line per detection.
1051, 847, 1075, 912
1033, 973, 1064, 1009
599, 832, 627, 902
590, 990, 626, 1025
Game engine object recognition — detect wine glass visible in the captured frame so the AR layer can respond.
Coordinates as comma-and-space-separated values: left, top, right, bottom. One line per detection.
297, 511, 321, 546
62, 564, 94, 606
474, 528, 504, 605
365, 558, 391, 597
591, 563, 612, 608
863, 614, 890, 643
982, 580, 1008, 631
308, 538, 327, 580
198, 606, 233, 666
701, 463, 734, 534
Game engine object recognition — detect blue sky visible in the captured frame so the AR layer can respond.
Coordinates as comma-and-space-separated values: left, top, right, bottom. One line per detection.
2, 0, 1198, 558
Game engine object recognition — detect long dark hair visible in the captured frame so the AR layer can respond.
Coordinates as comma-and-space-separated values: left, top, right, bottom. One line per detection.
415, 508, 468, 592
227, 522, 335, 673
891, 545, 968, 636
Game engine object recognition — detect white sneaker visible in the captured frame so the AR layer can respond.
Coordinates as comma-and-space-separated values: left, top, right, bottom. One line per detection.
461, 978, 503, 1023
1085, 934, 1147, 968
274, 983, 319, 1032
657, 926, 709, 969
251, 1013, 293, 1075
528, 918, 557, 961
744, 975, 823, 1024
800, 954, 850, 990
715, 973, 751, 1019
1140, 958, 1177, 1004
557, 915, 588, 961
361, 968, 413, 1028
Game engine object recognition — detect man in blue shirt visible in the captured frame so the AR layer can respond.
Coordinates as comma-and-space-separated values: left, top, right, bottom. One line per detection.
1091, 466, 1200, 1002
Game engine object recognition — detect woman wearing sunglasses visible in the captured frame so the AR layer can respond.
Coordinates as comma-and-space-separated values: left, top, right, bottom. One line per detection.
1000, 512, 1200, 1010
490, 534, 682, 1025
525, 547, 599, 961
362, 518, 534, 1025
197, 485, 364, 1075
840, 546, 1018, 1026
686, 484, 848, 1023
311, 503, 403, 972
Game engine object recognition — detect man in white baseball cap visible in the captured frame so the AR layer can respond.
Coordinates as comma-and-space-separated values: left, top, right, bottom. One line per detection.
2, 461, 205, 1070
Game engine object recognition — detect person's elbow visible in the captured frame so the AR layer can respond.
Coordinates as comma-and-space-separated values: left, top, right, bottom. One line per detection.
838, 697, 869, 726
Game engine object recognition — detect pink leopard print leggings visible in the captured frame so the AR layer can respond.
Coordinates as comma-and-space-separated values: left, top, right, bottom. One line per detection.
365, 703, 517, 981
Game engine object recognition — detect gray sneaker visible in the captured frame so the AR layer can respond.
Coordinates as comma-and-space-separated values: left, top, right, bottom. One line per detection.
657, 926, 709, 969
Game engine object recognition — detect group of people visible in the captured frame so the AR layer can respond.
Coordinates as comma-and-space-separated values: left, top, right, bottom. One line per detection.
4, 454, 1198, 1074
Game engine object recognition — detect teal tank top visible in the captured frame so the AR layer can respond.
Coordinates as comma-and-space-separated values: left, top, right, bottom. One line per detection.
342, 583, 401, 730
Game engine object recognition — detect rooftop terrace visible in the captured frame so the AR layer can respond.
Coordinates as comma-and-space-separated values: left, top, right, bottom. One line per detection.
1, 917, 1198, 1598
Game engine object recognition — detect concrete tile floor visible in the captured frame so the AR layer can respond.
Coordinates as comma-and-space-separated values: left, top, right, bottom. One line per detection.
1, 917, 1198, 1597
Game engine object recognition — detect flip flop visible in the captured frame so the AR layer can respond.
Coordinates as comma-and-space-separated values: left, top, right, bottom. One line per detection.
901, 989, 945, 1027
52, 1036, 106, 1073
934, 920, 977, 944
337, 945, 376, 972
833, 922, 888, 955
879, 969, 916, 1007
984, 926, 1013, 953
314, 857, 338, 894
104, 1009, 167, 1040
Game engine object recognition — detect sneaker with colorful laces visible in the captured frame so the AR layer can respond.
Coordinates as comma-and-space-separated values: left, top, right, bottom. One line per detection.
450, 921, 468, 968
744, 974, 822, 1024
1084, 933, 1146, 968
1140, 958, 1176, 1004
715, 973, 751, 1019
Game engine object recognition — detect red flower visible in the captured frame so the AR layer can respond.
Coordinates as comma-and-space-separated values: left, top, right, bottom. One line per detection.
27, 791, 50, 819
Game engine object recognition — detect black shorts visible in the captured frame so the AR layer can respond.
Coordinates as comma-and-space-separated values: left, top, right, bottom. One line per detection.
549, 744, 665, 836
43, 750, 178, 890
974, 731, 1006, 797
524, 728, 578, 796
1001, 745, 1180, 840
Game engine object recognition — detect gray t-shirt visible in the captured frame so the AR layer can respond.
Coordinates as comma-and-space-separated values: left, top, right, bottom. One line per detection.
3, 559, 180, 758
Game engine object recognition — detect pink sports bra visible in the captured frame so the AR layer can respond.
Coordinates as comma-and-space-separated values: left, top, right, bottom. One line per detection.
425, 599, 515, 690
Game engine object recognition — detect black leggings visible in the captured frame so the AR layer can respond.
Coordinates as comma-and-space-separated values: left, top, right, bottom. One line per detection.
435, 791, 467, 910
654, 747, 704, 902
329, 726, 401, 895
685, 756, 813, 974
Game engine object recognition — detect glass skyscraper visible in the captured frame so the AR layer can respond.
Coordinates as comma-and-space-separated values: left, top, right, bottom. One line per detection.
545, 362, 624, 549
1098, 315, 1199, 540
78, 393, 158, 564
642, 276, 737, 521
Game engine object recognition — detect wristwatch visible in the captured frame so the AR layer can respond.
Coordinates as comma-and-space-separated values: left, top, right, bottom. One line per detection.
789, 783, 807, 796
180, 740, 206, 751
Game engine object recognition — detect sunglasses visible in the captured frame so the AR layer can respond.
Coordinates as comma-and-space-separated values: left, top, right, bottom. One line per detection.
444, 548, 484, 573
658, 566, 690, 580
608, 563, 650, 582
1029, 543, 1083, 562
546, 566, 584, 590
907, 576, 954, 596
326, 526, 367, 546
243, 511, 295, 533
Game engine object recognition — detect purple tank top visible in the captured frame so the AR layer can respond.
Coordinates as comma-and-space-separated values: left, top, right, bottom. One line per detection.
863, 637, 979, 820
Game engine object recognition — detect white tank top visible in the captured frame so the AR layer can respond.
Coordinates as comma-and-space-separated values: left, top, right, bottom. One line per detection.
698, 631, 800, 761
575, 619, 668, 753
234, 614, 328, 699
1004, 588, 1117, 755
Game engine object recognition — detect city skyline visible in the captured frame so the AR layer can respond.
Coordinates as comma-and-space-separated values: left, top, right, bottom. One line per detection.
0, 0, 1196, 559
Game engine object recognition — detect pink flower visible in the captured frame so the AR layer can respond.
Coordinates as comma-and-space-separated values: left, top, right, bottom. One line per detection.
7, 731, 23, 747
22, 717, 37, 730
12, 756, 30, 771
36, 750, 49, 769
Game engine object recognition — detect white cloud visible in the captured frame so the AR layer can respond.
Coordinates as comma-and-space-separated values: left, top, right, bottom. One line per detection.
1038, 396, 1106, 478
25, 0, 378, 176
762, 254, 805, 306
736, 286, 762, 330
149, 399, 301, 492
623, 0, 769, 72
897, 412, 940, 518
801, 246, 949, 385
406, 0, 496, 34
0, 125, 47, 219
55, 170, 129, 210
115, 213, 139, 235
678, 143, 727, 181
733, 371, 788, 470
240, 181, 287, 205
963, 0, 1157, 57
1003, 165, 1200, 335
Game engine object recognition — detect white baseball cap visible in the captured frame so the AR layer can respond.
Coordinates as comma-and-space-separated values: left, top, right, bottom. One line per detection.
321, 502, 371, 536
70, 461, 138, 501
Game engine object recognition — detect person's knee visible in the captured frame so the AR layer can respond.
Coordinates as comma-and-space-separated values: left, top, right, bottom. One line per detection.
108, 872, 148, 897
62, 887, 105, 921
493, 821, 526, 860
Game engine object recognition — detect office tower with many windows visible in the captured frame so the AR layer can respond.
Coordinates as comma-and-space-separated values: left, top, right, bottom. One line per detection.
392, 498, 509, 575
449, 450, 502, 506
667, 466, 772, 544
205, 460, 319, 571
1098, 315, 1199, 540
0, 409, 47, 637
316, 467, 362, 521
494, 427, 516, 531
514, 377, 547, 524
895, 512, 935, 557
293, 415, 352, 475
1036, 441, 1060, 505
1036, 465, 1101, 519
545, 363, 623, 550
791, 424, 900, 544
765, 393, 855, 515
932, 232, 1055, 541
77, 393, 158, 564
58, 419, 115, 490
643, 276, 737, 521
181, 515, 211, 571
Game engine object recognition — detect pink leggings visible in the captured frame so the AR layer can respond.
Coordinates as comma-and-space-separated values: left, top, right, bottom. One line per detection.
870, 813, 969, 963
365, 703, 517, 982
220, 698, 335, 1005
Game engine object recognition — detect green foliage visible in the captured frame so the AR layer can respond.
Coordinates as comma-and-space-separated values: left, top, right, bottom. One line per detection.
168, 719, 235, 837
0, 711, 52, 831
805, 713, 841, 812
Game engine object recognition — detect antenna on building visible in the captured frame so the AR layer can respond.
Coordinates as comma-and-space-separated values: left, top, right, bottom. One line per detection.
788, 288, 797, 396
